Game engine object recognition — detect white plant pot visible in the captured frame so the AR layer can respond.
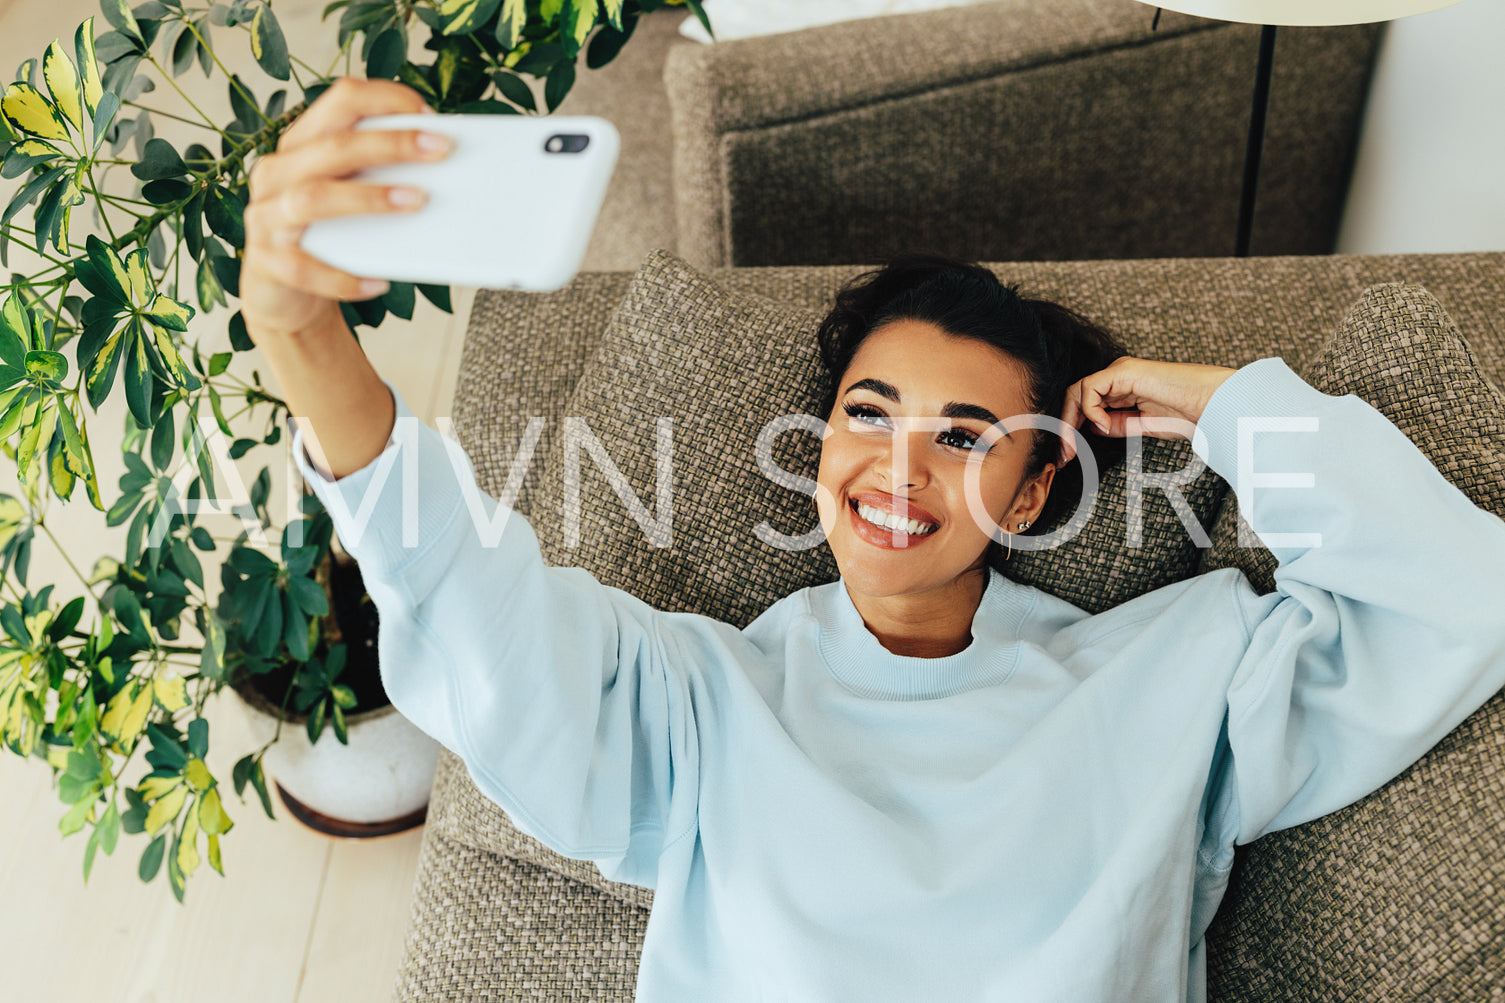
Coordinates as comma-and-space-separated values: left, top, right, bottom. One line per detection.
230, 677, 441, 838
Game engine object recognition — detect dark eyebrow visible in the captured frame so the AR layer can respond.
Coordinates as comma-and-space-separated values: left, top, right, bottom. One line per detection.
843, 378, 1006, 435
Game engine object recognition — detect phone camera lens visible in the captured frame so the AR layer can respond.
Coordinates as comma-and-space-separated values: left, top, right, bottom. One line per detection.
544, 134, 590, 154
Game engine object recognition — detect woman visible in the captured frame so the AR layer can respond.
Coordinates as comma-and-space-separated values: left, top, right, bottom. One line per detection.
242, 79, 1505, 1002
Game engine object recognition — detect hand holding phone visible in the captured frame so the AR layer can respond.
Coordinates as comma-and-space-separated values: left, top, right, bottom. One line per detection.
299, 113, 618, 292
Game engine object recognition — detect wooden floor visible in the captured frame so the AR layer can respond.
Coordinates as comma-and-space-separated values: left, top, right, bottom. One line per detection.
0, 2, 472, 999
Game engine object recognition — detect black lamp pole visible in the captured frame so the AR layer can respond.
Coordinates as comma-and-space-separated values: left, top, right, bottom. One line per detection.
1235, 25, 1279, 257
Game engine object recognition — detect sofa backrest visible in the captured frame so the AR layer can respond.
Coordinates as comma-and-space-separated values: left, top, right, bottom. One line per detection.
662, 1, 1381, 267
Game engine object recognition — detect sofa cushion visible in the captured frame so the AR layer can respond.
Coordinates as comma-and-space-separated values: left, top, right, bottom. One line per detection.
1201, 283, 1505, 1000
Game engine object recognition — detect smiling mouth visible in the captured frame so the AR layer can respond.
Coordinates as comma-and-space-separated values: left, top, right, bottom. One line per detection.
850, 499, 938, 537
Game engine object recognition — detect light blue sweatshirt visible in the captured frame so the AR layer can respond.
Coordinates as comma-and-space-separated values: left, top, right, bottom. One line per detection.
292, 358, 1505, 1002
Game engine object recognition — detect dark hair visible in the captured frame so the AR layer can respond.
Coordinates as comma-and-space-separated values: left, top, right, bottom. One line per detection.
815, 252, 1128, 549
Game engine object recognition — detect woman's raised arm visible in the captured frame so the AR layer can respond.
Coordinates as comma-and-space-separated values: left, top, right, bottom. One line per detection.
241, 77, 451, 480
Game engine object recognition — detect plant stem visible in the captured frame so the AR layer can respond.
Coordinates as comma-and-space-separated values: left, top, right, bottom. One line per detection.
122, 101, 222, 134
185, 21, 275, 129
145, 55, 234, 143
35, 521, 102, 604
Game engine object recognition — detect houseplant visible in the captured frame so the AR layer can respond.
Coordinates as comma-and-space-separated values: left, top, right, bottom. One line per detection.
0, 0, 711, 902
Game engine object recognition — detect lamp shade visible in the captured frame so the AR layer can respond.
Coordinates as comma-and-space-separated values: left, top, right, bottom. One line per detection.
1139, 0, 1466, 26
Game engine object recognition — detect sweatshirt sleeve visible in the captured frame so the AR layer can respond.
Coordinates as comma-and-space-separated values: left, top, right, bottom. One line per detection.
289, 378, 699, 886
1191, 358, 1505, 844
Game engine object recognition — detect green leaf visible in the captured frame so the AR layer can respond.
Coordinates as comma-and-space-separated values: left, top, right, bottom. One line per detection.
416, 283, 452, 313
171, 20, 198, 77
49, 596, 86, 642
75, 18, 105, 120
55, 403, 89, 480
123, 328, 153, 427
563, 0, 599, 51
131, 136, 188, 180
287, 573, 328, 616
142, 177, 192, 205
1, 81, 71, 143
283, 594, 309, 661
586, 10, 636, 70
2, 138, 64, 178
17, 403, 57, 484
496, 0, 527, 48
85, 235, 131, 303
42, 39, 85, 134
150, 407, 173, 469
490, 71, 535, 112
181, 187, 205, 261
0, 295, 27, 366
305, 697, 326, 744
139, 832, 166, 881
204, 185, 245, 249
124, 246, 152, 304
382, 281, 415, 320
250, 4, 291, 81
684, 0, 712, 38
103, 0, 144, 44
544, 58, 575, 113
24, 349, 67, 383
84, 328, 125, 410
601, 0, 624, 31
365, 28, 405, 80
438, 0, 502, 36
90, 91, 121, 154
227, 310, 252, 351
207, 351, 230, 376
144, 292, 193, 332
2, 165, 68, 229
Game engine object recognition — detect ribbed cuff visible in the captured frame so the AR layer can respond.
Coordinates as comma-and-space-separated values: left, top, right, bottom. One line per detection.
289, 378, 473, 591
1191, 357, 1331, 481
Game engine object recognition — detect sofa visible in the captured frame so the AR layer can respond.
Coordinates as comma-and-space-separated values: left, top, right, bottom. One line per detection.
385, 247, 1505, 1000
564, 1, 1381, 272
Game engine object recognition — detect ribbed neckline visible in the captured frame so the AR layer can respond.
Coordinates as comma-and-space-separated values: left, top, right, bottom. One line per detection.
812, 568, 1035, 700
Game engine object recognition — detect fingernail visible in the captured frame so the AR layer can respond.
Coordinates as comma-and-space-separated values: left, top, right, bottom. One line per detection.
388, 186, 426, 208
360, 280, 389, 296
420, 104, 438, 114
417, 132, 453, 154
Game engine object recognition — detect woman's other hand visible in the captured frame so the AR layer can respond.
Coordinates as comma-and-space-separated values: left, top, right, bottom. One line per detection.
1056, 357, 1238, 466
241, 77, 451, 343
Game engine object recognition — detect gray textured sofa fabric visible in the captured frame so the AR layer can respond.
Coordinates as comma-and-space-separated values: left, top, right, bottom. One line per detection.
391, 250, 1505, 1001
661, 1, 1379, 267
564, 2, 1380, 272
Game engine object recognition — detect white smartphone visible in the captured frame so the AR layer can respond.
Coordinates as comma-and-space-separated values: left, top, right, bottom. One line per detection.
299, 114, 619, 292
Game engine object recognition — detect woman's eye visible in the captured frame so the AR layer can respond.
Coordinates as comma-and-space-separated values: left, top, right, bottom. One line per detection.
842, 401, 891, 427
939, 428, 983, 451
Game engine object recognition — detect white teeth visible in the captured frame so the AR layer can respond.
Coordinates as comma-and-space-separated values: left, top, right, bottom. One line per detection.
856, 503, 936, 536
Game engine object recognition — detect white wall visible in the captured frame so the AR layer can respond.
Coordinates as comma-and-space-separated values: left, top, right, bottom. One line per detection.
1336, 0, 1505, 253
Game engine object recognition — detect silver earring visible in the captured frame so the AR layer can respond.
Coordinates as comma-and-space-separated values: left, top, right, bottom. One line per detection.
1005, 521, 1030, 562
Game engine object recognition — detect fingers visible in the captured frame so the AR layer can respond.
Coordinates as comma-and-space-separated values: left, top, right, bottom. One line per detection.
275, 76, 432, 154
245, 243, 387, 303
249, 127, 450, 202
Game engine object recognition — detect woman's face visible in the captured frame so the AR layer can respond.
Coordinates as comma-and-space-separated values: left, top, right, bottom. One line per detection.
816, 319, 1053, 601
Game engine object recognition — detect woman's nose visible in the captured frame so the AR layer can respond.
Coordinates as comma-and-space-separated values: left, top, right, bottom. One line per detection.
872, 424, 932, 489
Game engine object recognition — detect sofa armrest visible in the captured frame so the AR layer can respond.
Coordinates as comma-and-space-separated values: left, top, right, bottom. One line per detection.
664, 0, 1379, 267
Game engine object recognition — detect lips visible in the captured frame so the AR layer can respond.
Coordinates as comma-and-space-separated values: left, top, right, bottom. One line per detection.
847, 491, 941, 528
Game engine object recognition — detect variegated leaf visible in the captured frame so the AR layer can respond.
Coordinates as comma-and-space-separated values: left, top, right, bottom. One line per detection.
75, 18, 104, 120
438, 0, 502, 36
602, 0, 624, 31
85, 235, 131, 304
144, 292, 193, 332
567, 0, 599, 48
498, 0, 527, 48
43, 39, 84, 134
1, 82, 70, 143
124, 246, 151, 304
